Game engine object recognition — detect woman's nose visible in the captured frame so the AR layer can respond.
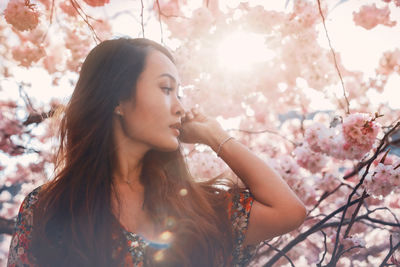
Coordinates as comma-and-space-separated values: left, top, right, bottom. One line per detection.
173, 97, 185, 118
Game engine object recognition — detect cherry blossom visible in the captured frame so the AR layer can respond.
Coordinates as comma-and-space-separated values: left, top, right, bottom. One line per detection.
293, 143, 328, 173
4, 0, 40, 31
64, 28, 93, 72
59, 1, 78, 17
342, 113, 381, 159
83, 0, 110, 7
353, 4, 396, 30
362, 163, 398, 198
376, 48, 400, 75
314, 172, 342, 192
341, 234, 366, 255
11, 41, 46, 67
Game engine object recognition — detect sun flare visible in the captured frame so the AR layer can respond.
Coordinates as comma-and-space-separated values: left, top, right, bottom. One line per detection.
217, 32, 275, 72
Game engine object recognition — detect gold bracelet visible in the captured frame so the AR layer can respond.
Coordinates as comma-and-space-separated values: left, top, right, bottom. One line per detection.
216, 136, 234, 157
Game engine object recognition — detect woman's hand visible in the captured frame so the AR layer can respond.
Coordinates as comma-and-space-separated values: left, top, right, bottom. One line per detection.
178, 107, 226, 146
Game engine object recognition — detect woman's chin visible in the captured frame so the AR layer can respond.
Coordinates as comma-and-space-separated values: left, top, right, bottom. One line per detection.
157, 140, 180, 152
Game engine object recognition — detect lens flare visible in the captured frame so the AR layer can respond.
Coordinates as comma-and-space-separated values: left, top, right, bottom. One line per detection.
217, 32, 275, 72
179, 188, 188, 196
159, 230, 173, 242
153, 250, 164, 262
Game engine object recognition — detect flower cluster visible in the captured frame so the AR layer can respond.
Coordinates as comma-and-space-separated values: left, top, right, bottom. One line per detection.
305, 113, 381, 160
341, 234, 366, 255
314, 172, 341, 192
377, 48, 400, 75
382, 0, 400, 7
291, 0, 321, 28
267, 154, 301, 187
4, 0, 40, 31
83, 0, 110, 7
362, 162, 400, 198
59, 1, 77, 17
353, 4, 396, 30
293, 143, 328, 173
342, 113, 380, 156
64, 28, 92, 72
0, 107, 23, 156
11, 42, 46, 67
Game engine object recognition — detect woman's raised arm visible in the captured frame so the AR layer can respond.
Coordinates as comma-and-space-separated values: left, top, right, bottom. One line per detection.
208, 130, 307, 245
180, 107, 307, 245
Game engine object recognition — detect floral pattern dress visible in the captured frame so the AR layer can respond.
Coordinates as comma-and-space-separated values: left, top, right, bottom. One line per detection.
7, 185, 258, 267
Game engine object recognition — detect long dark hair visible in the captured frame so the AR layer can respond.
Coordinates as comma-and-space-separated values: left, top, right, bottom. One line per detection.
30, 38, 239, 266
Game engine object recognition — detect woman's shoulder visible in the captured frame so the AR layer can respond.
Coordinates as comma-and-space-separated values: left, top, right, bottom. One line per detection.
19, 183, 49, 210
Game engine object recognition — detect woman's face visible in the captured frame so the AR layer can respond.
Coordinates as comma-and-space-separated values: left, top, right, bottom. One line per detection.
115, 49, 185, 152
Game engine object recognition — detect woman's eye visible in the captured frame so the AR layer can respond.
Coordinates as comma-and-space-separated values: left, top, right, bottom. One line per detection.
162, 87, 181, 100
161, 87, 173, 94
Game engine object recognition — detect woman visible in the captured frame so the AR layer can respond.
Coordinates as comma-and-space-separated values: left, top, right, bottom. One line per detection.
7, 38, 306, 267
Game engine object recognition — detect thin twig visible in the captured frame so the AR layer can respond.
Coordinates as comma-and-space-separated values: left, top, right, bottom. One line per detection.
262, 196, 365, 266
155, 0, 164, 44
343, 190, 368, 238
140, 0, 145, 38
264, 242, 295, 267
226, 128, 297, 147
379, 237, 400, 267
317, 230, 328, 266
316, 0, 350, 114
69, 0, 101, 43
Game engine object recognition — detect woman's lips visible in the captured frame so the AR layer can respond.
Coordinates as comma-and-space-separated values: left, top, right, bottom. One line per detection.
170, 127, 180, 136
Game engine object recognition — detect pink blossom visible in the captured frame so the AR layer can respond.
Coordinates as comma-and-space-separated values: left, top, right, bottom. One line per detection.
342, 113, 380, 159
383, 0, 400, 7
244, 5, 285, 33
314, 172, 341, 192
362, 163, 397, 197
303, 114, 380, 161
292, 0, 321, 27
342, 234, 366, 255
59, 1, 77, 17
82, 0, 110, 7
187, 151, 228, 180
152, 0, 184, 17
0, 110, 24, 155
329, 232, 366, 256
4, 0, 40, 31
293, 182, 318, 206
376, 48, 400, 75
391, 168, 400, 187
353, 4, 396, 30
92, 19, 113, 42
42, 44, 64, 74
64, 28, 92, 72
267, 155, 301, 187
29, 161, 45, 173
388, 195, 400, 209
12, 42, 46, 67
190, 7, 215, 37
373, 153, 398, 166
304, 122, 326, 153
293, 143, 328, 173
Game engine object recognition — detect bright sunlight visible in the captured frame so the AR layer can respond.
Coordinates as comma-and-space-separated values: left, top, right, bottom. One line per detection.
217, 32, 275, 72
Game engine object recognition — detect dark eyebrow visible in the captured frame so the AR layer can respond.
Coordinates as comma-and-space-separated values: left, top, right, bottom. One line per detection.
158, 73, 181, 86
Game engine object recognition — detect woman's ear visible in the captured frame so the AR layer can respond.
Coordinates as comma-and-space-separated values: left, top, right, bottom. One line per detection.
114, 105, 123, 116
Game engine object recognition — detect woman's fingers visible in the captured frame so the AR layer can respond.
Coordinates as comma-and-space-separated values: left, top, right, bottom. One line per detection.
191, 107, 198, 115
183, 106, 202, 123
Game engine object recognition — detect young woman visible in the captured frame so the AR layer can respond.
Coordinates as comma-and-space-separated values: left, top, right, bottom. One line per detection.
7, 38, 306, 267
